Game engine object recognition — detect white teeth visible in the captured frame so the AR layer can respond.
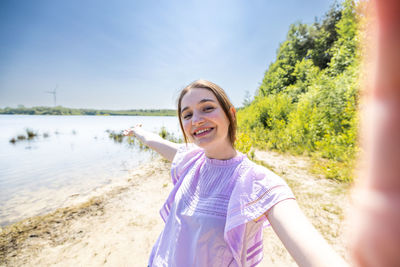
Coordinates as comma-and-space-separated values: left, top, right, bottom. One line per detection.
195, 128, 210, 135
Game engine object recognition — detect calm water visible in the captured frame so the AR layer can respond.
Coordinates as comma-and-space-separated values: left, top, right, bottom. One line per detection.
0, 115, 181, 226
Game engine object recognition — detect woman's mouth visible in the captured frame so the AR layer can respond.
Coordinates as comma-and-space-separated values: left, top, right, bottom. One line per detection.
193, 127, 214, 137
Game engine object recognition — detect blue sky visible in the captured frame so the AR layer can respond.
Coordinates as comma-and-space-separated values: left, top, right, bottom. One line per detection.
0, 0, 335, 109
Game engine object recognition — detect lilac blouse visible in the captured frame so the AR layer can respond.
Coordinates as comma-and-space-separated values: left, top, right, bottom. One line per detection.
148, 144, 295, 267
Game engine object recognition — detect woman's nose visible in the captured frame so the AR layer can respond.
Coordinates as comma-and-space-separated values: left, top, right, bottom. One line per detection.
191, 111, 204, 125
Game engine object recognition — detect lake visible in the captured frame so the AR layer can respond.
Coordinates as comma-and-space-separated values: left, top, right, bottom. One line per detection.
0, 115, 182, 226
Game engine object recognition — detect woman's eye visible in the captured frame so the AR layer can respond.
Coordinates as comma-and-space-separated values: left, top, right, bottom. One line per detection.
203, 106, 214, 112
183, 113, 192, 120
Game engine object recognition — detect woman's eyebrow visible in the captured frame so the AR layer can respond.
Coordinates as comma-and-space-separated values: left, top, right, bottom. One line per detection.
181, 98, 216, 113
199, 98, 215, 104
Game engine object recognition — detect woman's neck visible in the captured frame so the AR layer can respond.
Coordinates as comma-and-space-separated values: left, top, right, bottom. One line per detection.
203, 143, 237, 160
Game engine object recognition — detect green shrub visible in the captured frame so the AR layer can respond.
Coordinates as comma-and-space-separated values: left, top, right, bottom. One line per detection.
237, 0, 360, 182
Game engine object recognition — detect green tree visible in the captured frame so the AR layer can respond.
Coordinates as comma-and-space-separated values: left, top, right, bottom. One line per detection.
238, 0, 360, 182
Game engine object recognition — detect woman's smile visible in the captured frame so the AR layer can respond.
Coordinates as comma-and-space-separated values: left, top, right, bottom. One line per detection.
193, 127, 214, 137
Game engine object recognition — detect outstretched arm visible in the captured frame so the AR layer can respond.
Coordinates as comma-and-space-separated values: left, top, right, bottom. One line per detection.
267, 199, 348, 267
123, 125, 180, 162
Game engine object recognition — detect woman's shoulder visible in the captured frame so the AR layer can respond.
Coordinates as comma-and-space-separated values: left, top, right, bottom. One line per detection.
170, 143, 204, 184
234, 157, 292, 196
172, 143, 203, 164
237, 157, 278, 180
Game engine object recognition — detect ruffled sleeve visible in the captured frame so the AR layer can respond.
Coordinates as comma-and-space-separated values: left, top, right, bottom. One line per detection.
159, 143, 203, 222
170, 143, 202, 185
224, 159, 295, 267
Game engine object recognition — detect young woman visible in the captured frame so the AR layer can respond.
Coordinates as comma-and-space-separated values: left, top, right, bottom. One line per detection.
123, 80, 348, 267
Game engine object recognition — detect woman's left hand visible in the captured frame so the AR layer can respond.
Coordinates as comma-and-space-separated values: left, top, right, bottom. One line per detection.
123, 124, 142, 137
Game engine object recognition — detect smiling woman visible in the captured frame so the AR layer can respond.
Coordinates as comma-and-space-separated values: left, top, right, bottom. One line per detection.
123, 80, 348, 267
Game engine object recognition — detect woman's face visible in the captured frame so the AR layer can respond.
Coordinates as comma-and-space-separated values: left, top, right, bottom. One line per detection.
180, 88, 231, 150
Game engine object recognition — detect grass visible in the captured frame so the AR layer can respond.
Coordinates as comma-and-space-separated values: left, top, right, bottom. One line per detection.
26, 129, 37, 139
9, 129, 39, 144
17, 135, 26, 140
158, 126, 183, 143
107, 130, 125, 143
310, 155, 356, 183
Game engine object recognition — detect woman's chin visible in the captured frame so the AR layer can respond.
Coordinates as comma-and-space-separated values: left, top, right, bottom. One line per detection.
191, 134, 231, 151
193, 140, 211, 148
192, 137, 217, 149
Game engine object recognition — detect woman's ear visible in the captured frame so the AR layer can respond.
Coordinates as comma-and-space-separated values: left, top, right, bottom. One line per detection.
230, 106, 236, 121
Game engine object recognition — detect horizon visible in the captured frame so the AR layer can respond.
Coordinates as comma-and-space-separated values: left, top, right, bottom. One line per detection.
0, 104, 176, 111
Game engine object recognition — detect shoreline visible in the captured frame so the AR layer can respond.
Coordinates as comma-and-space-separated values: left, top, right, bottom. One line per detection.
0, 159, 173, 267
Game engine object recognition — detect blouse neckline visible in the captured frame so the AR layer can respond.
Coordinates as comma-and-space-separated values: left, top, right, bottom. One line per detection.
204, 151, 245, 166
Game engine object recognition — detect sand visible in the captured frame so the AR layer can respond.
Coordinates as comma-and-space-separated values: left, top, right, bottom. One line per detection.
0, 151, 350, 267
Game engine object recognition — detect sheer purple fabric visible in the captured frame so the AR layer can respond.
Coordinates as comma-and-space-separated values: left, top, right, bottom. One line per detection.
148, 144, 295, 267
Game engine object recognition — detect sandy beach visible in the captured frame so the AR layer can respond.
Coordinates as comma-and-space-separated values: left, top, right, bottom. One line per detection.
0, 151, 350, 267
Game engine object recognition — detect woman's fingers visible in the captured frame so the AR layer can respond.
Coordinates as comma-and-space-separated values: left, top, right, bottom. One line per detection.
123, 124, 143, 136
123, 128, 134, 136
350, 1, 400, 266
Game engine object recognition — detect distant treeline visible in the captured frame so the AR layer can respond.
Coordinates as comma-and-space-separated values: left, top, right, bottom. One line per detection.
0, 106, 176, 116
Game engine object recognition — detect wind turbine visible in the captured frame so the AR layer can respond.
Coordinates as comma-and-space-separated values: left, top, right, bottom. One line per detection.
45, 85, 58, 106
